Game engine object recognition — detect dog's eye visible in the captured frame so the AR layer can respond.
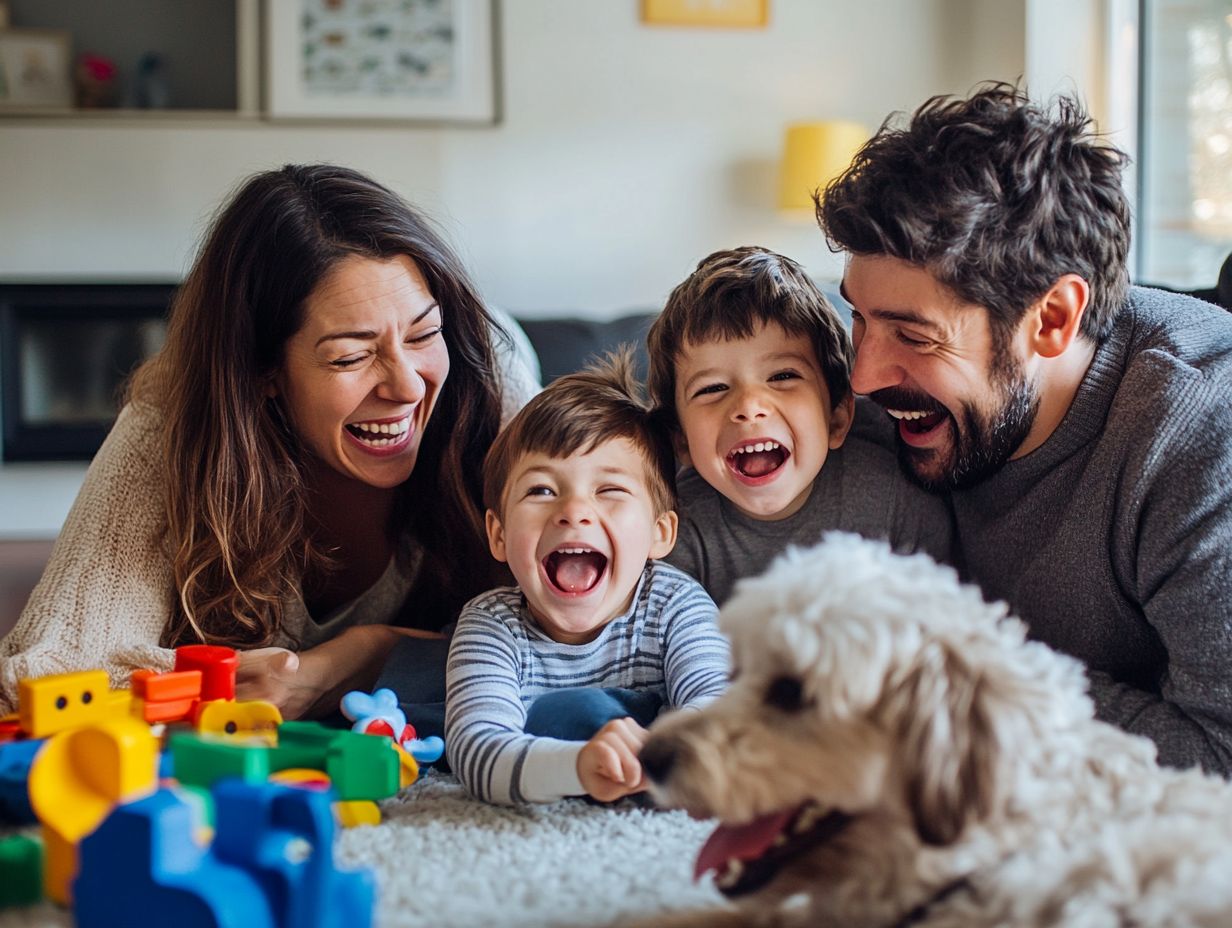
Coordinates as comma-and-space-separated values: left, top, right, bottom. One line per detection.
765, 675, 807, 712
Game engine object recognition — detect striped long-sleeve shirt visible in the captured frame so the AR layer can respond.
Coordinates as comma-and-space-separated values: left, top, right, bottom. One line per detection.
445, 560, 729, 805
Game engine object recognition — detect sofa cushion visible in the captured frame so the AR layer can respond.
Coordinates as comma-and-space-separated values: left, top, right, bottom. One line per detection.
515, 313, 656, 385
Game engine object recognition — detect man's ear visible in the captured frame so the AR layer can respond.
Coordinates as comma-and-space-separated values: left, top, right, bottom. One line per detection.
485, 509, 509, 563
1027, 274, 1089, 359
828, 392, 855, 450
649, 509, 678, 560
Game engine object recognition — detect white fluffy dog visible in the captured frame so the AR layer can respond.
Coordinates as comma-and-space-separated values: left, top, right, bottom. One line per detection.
640, 533, 1232, 927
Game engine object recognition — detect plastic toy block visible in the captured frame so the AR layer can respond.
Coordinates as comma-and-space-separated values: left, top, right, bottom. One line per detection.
333, 799, 380, 828
210, 779, 375, 928
75, 781, 373, 928
167, 732, 271, 790
131, 669, 203, 723
17, 670, 127, 738
272, 722, 399, 801
28, 716, 158, 904
0, 833, 42, 908
0, 738, 43, 824
269, 768, 332, 790
0, 715, 22, 743
392, 742, 420, 789
174, 645, 239, 702
194, 698, 282, 741
74, 788, 276, 928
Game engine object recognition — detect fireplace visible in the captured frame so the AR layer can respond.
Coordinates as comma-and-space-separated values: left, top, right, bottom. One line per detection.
0, 283, 176, 461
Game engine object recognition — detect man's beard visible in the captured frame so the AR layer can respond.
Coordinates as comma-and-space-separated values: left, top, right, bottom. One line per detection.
870, 358, 1040, 493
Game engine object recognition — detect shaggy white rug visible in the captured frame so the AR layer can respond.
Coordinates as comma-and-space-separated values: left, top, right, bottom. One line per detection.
1, 770, 726, 927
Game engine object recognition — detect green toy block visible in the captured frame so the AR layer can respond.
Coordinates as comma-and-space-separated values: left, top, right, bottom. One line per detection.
274, 721, 398, 801
0, 833, 42, 908
167, 731, 271, 789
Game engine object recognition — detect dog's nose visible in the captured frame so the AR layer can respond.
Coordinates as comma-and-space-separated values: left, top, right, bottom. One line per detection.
639, 737, 677, 784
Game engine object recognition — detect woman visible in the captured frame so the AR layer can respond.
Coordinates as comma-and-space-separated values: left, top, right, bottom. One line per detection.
0, 164, 538, 725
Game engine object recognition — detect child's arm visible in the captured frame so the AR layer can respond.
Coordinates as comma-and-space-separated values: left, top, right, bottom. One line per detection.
444, 601, 587, 805
660, 568, 731, 710
577, 717, 649, 802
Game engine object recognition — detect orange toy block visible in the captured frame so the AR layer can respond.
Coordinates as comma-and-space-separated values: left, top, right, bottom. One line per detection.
130, 669, 203, 724
18, 670, 128, 739
193, 699, 282, 742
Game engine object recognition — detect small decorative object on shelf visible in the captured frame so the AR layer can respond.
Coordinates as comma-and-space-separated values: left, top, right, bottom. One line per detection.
134, 51, 169, 108
0, 1, 10, 30
74, 52, 118, 108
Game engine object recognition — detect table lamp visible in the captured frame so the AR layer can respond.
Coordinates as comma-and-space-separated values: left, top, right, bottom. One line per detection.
778, 120, 868, 215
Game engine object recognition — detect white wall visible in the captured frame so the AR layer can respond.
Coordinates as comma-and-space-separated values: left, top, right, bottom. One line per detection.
0, 0, 1032, 537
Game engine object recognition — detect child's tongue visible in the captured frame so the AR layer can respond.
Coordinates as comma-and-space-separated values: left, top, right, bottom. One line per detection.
548, 552, 605, 593
735, 449, 784, 477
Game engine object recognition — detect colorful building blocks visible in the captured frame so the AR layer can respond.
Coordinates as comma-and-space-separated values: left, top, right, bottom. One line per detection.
130, 668, 203, 724
27, 716, 158, 904
167, 731, 273, 789
194, 698, 282, 741
17, 670, 128, 739
174, 645, 239, 702
0, 833, 42, 908
75, 779, 374, 928
272, 722, 399, 801
0, 738, 43, 824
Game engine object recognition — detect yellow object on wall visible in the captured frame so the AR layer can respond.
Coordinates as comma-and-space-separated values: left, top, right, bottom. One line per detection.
778, 121, 869, 213
641, 0, 768, 28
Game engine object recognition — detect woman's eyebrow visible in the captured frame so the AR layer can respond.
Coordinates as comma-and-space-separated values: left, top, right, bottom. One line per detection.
315, 303, 440, 347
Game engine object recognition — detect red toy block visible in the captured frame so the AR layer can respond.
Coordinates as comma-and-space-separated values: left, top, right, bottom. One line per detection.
131, 670, 203, 724
174, 646, 238, 702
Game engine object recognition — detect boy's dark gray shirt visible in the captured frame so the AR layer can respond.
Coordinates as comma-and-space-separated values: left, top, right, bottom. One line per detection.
952, 286, 1232, 775
666, 423, 954, 608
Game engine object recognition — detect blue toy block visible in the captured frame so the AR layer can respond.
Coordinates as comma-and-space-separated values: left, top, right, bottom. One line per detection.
211, 779, 375, 928
75, 788, 275, 928
75, 780, 374, 928
0, 739, 43, 825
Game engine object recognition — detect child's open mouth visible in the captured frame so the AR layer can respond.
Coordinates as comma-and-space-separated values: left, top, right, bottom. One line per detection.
727, 440, 789, 480
543, 547, 608, 594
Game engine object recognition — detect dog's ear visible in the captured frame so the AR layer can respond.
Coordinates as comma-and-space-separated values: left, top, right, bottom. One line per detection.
892, 645, 998, 846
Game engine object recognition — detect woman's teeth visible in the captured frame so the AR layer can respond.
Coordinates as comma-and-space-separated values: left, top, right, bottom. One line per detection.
347, 418, 409, 445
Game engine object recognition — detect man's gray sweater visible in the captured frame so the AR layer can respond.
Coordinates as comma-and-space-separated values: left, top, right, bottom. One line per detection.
952, 286, 1232, 774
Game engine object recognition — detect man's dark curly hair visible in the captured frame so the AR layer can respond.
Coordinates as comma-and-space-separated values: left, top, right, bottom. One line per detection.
818, 83, 1131, 344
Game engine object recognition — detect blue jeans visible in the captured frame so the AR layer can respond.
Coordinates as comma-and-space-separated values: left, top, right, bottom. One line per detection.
523, 687, 663, 742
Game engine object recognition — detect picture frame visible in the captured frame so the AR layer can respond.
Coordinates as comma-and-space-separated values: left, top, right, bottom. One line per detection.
265, 0, 497, 124
641, 0, 769, 28
0, 28, 73, 110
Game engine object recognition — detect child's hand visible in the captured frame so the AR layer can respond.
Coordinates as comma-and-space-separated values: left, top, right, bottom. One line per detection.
577, 717, 650, 802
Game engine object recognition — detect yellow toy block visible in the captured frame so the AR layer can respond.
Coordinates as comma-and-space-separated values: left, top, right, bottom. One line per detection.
194, 698, 283, 743
393, 741, 420, 789
18, 670, 128, 738
334, 799, 381, 828
28, 716, 159, 904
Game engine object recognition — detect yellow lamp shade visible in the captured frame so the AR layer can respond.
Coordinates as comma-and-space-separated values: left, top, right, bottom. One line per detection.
778, 120, 868, 212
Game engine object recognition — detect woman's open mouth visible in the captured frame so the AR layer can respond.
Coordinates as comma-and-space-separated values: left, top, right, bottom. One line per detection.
344, 416, 413, 455
542, 546, 609, 595
726, 440, 790, 485
695, 801, 852, 897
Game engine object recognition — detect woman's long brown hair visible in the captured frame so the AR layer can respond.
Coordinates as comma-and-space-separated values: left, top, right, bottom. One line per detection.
130, 164, 507, 648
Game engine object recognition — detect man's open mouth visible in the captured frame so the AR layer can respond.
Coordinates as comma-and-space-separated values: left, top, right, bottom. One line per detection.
726, 440, 790, 479
887, 408, 948, 438
695, 801, 852, 898
543, 547, 608, 594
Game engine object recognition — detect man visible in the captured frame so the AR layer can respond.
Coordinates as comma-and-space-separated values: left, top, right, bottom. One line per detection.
818, 84, 1232, 775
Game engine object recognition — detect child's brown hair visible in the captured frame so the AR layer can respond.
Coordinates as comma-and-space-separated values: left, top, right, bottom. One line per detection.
647, 246, 852, 429
483, 348, 676, 518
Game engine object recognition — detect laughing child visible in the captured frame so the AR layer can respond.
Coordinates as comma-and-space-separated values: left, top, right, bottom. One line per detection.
445, 351, 729, 806
647, 246, 951, 606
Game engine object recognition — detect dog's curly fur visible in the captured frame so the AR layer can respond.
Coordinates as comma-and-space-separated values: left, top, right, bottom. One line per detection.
641, 534, 1232, 927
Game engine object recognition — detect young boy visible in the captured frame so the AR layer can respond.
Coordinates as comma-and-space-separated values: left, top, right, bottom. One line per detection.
445, 352, 729, 806
647, 245, 952, 606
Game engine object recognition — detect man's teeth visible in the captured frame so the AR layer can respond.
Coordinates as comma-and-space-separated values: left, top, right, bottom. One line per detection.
886, 409, 931, 421
732, 440, 782, 455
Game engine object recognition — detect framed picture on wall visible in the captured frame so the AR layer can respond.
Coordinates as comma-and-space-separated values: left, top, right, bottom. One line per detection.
265, 0, 498, 124
0, 28, 73, 110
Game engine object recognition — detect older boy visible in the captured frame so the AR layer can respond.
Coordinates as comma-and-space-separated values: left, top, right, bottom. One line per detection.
445, 353, 728, 806
647, 246, 951, 606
